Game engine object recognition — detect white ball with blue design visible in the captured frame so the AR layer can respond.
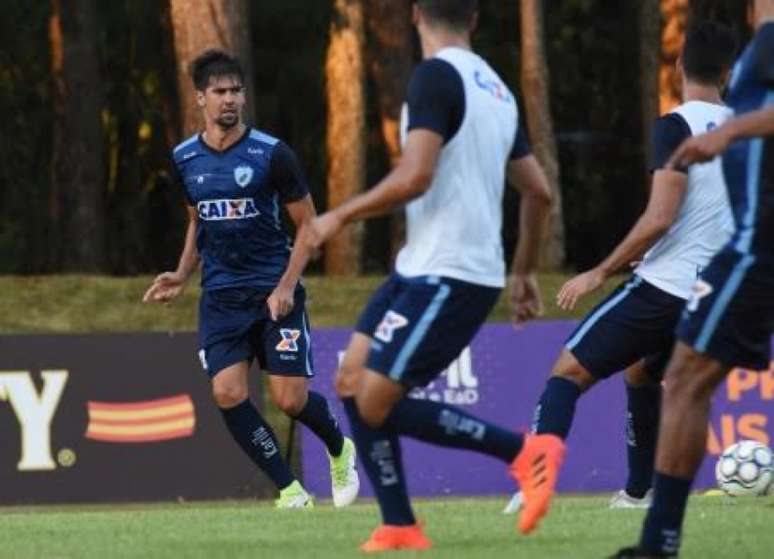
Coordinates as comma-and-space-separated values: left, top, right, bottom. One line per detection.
715, 440, 774, 496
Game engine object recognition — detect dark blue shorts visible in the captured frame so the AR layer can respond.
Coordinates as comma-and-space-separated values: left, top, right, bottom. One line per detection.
355, 274, 500, 388
198, 285, 314, 378
565, 275, 685, 380
678, 249, 774, 370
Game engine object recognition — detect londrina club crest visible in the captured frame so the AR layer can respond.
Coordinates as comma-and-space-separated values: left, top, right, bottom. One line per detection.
234, 165, 253, 188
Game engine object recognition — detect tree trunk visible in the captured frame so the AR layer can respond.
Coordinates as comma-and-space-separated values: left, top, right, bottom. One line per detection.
49, 0, 107, 272
660, 0, 689, 114
324, 0, 367, 276
640, 1, 662, 178
519, 0, 565, 270
168, 0, 254, 138
365, 0, 414, 264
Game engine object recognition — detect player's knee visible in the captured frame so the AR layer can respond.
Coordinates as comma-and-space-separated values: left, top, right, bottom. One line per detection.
272, 390, 306, 417
211, 380, 248, 409
335, 362, 363, 398
624, 363, 651, 387
552, 351, 595, 391
357, 400, 389, 429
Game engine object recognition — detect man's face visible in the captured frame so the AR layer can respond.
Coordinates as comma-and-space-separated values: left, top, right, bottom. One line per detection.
197, 74, 245, 129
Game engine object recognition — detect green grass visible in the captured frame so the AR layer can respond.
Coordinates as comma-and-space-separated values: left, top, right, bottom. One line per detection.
0, 274, 623, 333
0, 495, 771, 558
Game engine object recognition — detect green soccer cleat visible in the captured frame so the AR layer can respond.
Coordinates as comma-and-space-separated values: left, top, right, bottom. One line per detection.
275, 480, 314, 509
329, 437, 360, 507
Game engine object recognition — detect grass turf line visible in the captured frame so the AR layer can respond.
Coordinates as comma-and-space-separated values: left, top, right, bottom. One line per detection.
0, 495, 772, 558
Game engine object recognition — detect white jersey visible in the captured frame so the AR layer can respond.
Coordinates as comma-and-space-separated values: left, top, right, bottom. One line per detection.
635, 101, 735, 299
395, 47, 518, 288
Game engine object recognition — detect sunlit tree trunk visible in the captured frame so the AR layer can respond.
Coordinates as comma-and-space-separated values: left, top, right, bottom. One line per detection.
640, 1, 662, 176
660, 0, 689, 114
169, 0, 254, 137
49, 0, 106, 272
365, 0, 414, 263
325, 0, 366, 275
519, 0, 565, 270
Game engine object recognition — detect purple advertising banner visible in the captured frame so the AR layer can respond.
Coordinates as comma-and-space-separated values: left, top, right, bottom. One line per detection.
302, 321, 774, 497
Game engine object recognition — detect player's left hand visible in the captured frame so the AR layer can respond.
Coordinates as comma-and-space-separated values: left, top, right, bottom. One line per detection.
267, 283, 294, 321
510, 273, 543, 326
667, 126, 732, 169
557, 268, 605, 311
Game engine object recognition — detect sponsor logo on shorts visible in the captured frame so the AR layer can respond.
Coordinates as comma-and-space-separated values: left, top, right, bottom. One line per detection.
197, 198, 259, 221
686, 279, 714, 312
276, 329, 301, 352
374, 311, 409, 343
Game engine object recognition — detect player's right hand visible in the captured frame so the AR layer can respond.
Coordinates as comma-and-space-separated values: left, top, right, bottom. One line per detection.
556, 268, 605, 310
142, 271, 187, 303
510, 273, 543, 326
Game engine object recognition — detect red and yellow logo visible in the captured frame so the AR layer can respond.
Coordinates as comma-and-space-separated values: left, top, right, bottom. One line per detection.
85, 394, 195, 443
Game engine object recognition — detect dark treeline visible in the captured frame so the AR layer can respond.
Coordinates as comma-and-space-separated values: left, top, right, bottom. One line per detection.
0, 0, 749, 275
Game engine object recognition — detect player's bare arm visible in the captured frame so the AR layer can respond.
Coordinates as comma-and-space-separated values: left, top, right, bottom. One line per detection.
267, 194, 317, 321
506, 154, 553, 324
557, 170, 687, 310
142, 206, 200, 303
287, 129, 442, 277
668, 104, 774, 168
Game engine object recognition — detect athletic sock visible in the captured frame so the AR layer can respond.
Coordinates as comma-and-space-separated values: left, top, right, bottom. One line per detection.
532, 376, 582, 438
385, 397, 523, 462
219, 399, 295, 490
640, 472, 692, 555
342, 397, 415, 526
293, 390, 344, 457
625, 382, 661, 498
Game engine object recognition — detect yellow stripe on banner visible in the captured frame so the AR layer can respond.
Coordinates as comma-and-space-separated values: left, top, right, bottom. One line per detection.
87, 417, 195, 436
88, 402, 194, 422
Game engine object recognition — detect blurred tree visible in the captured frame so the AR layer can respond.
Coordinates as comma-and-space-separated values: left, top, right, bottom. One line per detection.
168, 0, 254, 137
519, 0, 565, 270
49, 0, 107, 272
640, 1, 662, 173
660, 0, 689, 114
365, 0, 414, 263
324, 0, 366, 275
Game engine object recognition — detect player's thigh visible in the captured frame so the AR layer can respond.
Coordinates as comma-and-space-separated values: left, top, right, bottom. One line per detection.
565, 275, 683, 380
211, 361, 250, 407
363, 276, 500, 389
258, 287, 315, 379
661, 341, 729, 402
678, 250, 774, 371
336, 333, 372, 398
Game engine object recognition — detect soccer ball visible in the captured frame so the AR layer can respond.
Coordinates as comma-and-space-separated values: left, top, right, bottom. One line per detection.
715, 440, 774, 496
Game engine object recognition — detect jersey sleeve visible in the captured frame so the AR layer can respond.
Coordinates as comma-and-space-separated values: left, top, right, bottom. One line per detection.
268, 142, 310, 204
753, 23, 774, 86
648, 113, 692, 174
510, 120, 532, 160
170, 156, 193, 206
406, 58, 465, 144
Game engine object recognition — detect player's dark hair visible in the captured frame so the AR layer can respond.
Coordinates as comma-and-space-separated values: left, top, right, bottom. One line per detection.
682, 22, 738, 85
416, 0, 478, 30
190, 50, 244, 91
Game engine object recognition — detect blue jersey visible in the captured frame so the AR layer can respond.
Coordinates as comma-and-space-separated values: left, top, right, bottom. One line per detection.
723, 22, 774, 257
172, 128, 309, 291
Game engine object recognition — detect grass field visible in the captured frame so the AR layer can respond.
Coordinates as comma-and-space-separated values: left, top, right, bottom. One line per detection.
1, 494, 772, 558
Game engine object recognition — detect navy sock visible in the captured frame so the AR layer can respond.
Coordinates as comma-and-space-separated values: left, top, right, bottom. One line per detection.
342, 397, 415, 526
385, 398, 523, 463
293, 390, 344, 457
532, 376, 582, 439
219, 399, 295, 490
625, 382, 661, 498
640, 472, 692, 555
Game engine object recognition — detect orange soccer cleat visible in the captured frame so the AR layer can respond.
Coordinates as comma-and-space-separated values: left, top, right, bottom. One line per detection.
359, 524, 433, 553
510, 433, 566, 535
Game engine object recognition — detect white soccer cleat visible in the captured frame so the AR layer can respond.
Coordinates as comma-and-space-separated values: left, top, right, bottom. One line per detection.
329, 436, 360, 507
502, 491, 523, 514
275, 480, 314, 509
608, 489, 653, 509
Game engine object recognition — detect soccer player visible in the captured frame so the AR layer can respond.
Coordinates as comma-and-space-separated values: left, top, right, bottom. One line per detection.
286, 0, 553, 550
512, 21, 738, 526
143, 50, 359, 509
614, 1, 774, 556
